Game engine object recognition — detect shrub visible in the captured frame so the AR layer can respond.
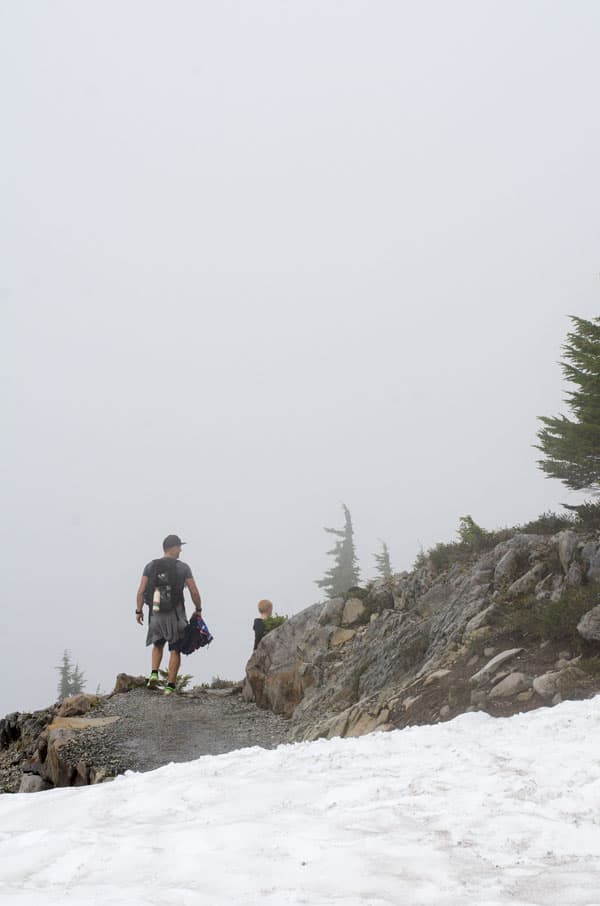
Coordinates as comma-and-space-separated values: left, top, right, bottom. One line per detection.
500, 585, 598, 647
263, 614, 287, 633
158, 670, 193, 692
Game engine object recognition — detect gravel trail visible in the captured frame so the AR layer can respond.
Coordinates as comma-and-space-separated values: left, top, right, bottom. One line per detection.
60, 687, 292, 777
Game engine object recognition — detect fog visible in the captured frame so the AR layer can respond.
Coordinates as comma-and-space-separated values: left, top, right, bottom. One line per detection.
1, 1, 599, 717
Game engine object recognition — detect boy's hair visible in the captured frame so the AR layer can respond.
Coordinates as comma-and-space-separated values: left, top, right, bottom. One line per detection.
257, 599, 273, 616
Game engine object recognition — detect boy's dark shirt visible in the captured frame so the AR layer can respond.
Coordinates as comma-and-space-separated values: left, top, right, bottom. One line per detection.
253, 618, 265, 650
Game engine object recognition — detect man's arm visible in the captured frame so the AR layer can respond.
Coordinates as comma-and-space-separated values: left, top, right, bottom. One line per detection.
136, 576, 148, 624
186, 577, 202, 612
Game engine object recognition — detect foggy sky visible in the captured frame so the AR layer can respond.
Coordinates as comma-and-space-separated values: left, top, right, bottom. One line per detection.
1, 1, 599, 717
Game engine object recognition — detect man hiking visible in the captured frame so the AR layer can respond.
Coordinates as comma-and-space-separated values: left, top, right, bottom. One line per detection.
135, 534, 203, 694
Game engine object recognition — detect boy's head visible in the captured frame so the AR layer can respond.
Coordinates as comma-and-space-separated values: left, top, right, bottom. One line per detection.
257, 599, 273, 617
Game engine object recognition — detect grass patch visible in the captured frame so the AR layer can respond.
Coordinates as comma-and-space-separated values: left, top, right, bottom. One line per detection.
499, 585, 598, 647
579, 656, 600, 677
413, 510, 580, 576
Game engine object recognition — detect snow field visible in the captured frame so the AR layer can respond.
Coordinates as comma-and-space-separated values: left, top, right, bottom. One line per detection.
1, 698, 600, 905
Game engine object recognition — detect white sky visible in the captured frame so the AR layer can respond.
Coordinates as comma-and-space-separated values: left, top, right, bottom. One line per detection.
1, 1, 599, 714
1, 697, 599, 904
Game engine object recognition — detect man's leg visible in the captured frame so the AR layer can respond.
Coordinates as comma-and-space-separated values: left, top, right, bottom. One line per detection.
167, 650, 181, 685
152, 643, 164, 672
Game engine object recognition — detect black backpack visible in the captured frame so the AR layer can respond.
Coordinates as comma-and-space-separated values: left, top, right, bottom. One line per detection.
145, 557, 185, 613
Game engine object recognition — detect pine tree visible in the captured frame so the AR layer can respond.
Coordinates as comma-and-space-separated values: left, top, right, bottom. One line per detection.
374, 540, 392, 578
55, 650, 86, 699
316, 504, 361, 598
536, 316, 600, 492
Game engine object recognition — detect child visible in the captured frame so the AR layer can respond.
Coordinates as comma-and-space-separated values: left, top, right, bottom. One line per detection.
253, 599, 273, 650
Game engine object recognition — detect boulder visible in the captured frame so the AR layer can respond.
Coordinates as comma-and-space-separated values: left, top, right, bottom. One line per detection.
424, 669, 451, 686
18, 774, 52, 793
470, 649, 524, 686
464, 605, 495, 635
112, 674, 147, 695
585, 546, 600, 582
57, 694, 99, 718
488, 672, 530, 699
577, 605, 600, 641
533, 671, 561, 699
318, 597, 344, 627
494, 550, 520, 588
557, 531, 578, 573
330, 629, 356, 647
507, 564, 546, 598
341, 598, 367, 627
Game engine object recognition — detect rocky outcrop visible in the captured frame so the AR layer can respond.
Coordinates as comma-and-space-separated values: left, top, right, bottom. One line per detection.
246, 530, 600, 740
1, 681, 136, 793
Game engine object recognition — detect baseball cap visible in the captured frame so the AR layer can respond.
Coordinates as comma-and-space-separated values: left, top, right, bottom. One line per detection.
163, 534, 186, 550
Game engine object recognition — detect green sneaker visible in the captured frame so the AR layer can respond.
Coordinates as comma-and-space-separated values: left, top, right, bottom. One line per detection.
147, 671, 159, 689
164, 683, 176, 696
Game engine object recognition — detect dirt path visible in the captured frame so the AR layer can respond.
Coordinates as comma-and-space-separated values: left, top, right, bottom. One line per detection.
60, 687, 292, 778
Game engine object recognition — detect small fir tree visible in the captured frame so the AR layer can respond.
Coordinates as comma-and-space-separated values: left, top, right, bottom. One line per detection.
374, 540, 392, 578
536, 316, 600, 493
316, 504, 361, 598
55, 650, 86, 699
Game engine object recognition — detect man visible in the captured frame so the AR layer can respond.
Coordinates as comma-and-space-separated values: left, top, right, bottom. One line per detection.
135, 534, 203, 694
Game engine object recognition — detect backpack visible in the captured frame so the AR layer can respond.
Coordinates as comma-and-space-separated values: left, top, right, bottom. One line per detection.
176, 613, 214, 655
145, 557, 185, 613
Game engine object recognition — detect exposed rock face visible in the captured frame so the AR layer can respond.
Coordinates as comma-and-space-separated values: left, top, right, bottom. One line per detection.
2, 682, 136, 793
246, 530, 600, 741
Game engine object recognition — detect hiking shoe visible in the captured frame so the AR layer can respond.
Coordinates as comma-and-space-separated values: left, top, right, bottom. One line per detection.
164, 683, 177, 695
147, 671, 159, 689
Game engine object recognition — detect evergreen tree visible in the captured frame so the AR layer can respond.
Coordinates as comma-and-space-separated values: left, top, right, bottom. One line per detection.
536, 316, 600, 493
316, 504, 361, 598
55, 650, 86, 699
374, 540, 392, 578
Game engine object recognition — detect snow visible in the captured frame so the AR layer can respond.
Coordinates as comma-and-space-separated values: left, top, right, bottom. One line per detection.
1, 699, 600, 906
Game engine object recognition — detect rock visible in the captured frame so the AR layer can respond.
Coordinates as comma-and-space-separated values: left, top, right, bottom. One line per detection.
488, 672, 530, 699
47, 716, 120, 731
330, 629, 356, 647
470, 690, 487, 707
470, 649, 524, 686
240, 678, 255, 702
57, 694, 99, 718
483, 647, 496, 657
516, 690, 534, 703
18, 774, 52, 793
467, 655, 479, 667
402, 696, 420, 710
439, 705, 451, 719
552, 693, 562, 705
44, 728, 77, 787
89, 766, 113, 784
533, 671, 563, 699
567, 562, 584, 588
585, 547, 600, 582
557, 531, 578, 573
424, 669, 451, 686
507, 564, 546, 598
112, 674, 147, 695
494, 550, 520, 588
464, 605, 495, 634
577, 605, 600, 641
319, 597, 344, 627
341, 598, 367, 627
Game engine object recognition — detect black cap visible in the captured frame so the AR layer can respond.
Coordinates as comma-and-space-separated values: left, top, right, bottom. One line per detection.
163, 534, 186, 550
